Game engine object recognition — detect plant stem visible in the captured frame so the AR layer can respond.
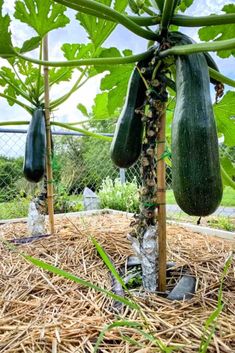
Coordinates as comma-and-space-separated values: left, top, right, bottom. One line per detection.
0, 93, 33, 113
52, 121, 112, 141
16, 48, 155, 67
151, 0, 164, 12
0, 119, 113, 141
171, 13, 235, 27
0, 72, 33, 104
221, 165, 235, 190
161, 0, 176, 33
0, 120, 30, 126
159, 37, 235, 57
142, 5, 155, 16
209, 68, 235, 88
11, 64, 34, 99
129, 15, 160, 26
50, 71, 89, 109
54, 0, 159, 40
43, 35, 55, 235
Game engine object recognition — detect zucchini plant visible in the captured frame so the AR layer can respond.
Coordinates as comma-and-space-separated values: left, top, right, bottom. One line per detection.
0, 0, 235, 292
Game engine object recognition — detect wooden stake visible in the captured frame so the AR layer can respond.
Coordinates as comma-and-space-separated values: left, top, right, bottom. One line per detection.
157, 105, 167, 292
43, 35, 55, 235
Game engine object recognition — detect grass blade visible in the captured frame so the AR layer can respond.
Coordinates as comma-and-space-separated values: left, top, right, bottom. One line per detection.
91, 237, 127, 289
22, 254, 139, 310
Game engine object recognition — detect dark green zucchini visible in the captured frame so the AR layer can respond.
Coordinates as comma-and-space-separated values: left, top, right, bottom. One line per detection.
171, 51, 223, 216
169, 31, 221, 85
110, 65, 146, 168
23, 108, 46, 183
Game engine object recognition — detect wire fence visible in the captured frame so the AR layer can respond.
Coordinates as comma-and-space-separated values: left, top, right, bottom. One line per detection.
0, 128, 234, 223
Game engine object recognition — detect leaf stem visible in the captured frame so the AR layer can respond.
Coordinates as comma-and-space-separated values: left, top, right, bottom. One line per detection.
161, 0, 176, 33
0, 93, 33, 113
0, 120, 112, 142
142, 5, 155, 16
130, 13, 235, 27
171, 13, 235, 27
0, 72, 33, 103
16, 48, 155, 67
0, 120, 30, 126
51, 121, 112, 141
221, 165, 235, 190
159, 37, 235, 57
152, 0, 164, 12
11, 64, 32, 97
54, 0, 159, 40
50, 69, 88, 109
209, 68, 235, 88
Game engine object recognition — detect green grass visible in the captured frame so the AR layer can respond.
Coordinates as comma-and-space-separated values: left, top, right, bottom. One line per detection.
166, 186, 235, 207
0, 186, 234, 221
0, 198, 29, 220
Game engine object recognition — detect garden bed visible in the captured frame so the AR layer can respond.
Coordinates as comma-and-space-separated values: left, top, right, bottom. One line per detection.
0, 213, 235, 353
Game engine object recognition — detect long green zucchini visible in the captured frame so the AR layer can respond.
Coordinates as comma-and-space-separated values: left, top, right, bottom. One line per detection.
23, 108, 46, 183
110, 65, 146, 168
169, 31, 221, 85
171, 50, 223, 216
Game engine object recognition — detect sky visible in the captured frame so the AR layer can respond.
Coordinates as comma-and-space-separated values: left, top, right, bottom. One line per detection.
0, 0, 234, 131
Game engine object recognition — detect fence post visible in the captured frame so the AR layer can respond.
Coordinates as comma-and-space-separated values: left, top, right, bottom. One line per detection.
119, 168, 126, 184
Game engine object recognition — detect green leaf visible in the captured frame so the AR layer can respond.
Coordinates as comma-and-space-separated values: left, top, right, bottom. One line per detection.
0, 67, 21, 104
61, 42, 97, 77
213, 91, 235, 147
61, 42, 95, 61
92, 92, 110, 119
77, 103, 90, 117
14, 0, 70, 37
49, 67, 73, 85
20, 36, 41, 53
76, 0, 128, 49
0, 0, 15, 58
198, 4, 235, 58
95, 47, 134, 116
178, 0, 194, 13
220, 156, 235, 187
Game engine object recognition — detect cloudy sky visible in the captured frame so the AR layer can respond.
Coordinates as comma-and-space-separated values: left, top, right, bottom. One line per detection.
0, 0, 234, 129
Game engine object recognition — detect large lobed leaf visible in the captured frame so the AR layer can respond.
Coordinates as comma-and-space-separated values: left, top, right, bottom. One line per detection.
92, 47, 134, 119
198, 4, 235, 58
0, 67, 22, 105
14, 0, 70, 37
76, 0, 128, 49
214, 91, 235, 147
0, 0, 15, 58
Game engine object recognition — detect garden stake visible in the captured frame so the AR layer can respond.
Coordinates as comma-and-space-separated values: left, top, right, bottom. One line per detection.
157, 105, 167, 292
43, 35, 55, 235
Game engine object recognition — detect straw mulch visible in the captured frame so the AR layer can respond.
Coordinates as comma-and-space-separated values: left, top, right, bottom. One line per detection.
0, 213, 234, 353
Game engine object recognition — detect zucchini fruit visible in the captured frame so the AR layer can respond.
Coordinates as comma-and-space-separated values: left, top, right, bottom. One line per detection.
110, 65, 146, 168
171, 50, 223, 216
23, 108, 46, 183
169, 31, 221, 85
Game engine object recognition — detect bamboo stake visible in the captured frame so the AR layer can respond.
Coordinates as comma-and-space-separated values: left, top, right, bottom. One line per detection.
157, 105, 167, 292
43, 35, 55, 235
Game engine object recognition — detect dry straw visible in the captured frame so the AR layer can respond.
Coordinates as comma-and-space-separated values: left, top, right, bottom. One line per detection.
0, 213, 234, 352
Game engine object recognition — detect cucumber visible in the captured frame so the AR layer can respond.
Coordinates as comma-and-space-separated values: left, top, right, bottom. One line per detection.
110, 65, 146, 168
171, 50, 223, 216
23, 108, 46, 183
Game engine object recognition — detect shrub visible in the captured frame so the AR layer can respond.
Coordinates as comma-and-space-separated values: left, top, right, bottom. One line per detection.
98, 177, 139, 213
